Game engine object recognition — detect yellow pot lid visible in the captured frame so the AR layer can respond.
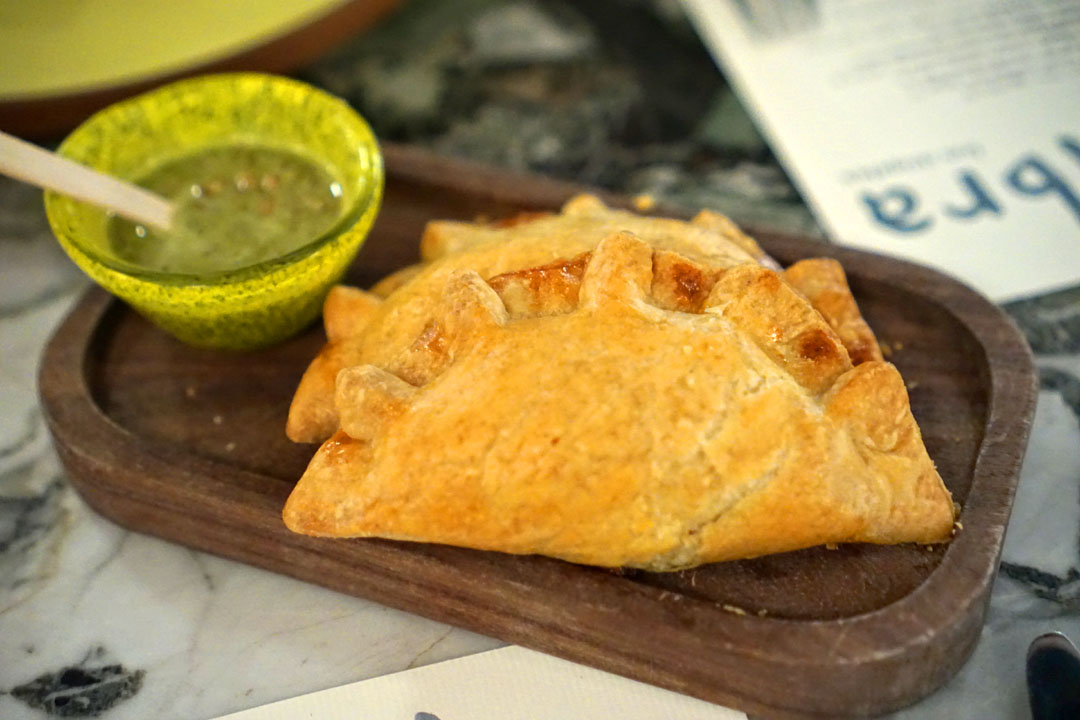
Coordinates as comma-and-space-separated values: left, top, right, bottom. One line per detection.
0, 0, 350, 101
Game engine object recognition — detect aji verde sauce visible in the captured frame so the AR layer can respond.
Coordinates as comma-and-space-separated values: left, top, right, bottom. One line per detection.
109, 146, 343, 274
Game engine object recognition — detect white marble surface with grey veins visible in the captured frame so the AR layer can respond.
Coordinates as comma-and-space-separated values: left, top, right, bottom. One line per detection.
3, 2, 1080, 717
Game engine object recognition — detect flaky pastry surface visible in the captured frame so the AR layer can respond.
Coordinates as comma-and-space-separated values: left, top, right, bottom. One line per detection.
287, 195, 774, 443
284, 232, 954, 570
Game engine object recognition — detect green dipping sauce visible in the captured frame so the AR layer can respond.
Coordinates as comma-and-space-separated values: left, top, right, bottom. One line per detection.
109, 146, 344, 274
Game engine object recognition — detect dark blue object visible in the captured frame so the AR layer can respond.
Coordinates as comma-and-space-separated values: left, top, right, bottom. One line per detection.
1028, 632, 1080, 720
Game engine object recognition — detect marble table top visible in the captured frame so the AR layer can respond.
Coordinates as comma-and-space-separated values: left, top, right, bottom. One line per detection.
2, 1, 1079, 718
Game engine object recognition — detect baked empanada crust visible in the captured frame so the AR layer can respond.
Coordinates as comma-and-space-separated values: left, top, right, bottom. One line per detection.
287, 195, 765, 442
284, 233, 953, 570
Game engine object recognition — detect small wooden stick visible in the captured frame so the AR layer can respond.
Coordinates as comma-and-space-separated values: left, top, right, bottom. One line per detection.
0, 129, 174, 231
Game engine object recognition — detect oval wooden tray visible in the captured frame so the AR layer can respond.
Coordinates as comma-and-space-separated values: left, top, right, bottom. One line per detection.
38, 144, 1037, 719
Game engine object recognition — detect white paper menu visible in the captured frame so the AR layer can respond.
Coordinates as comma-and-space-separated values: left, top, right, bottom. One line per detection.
682, 0, 1080, 302
214, 646, 748, 719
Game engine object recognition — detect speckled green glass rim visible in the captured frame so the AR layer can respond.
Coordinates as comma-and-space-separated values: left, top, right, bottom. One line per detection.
46, 72, 383, 287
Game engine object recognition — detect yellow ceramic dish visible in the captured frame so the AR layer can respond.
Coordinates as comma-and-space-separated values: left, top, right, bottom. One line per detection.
0, 1, 349, 101
45, 73, 383, 350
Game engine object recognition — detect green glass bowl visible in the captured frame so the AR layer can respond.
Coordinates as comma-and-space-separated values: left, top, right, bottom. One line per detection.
45, 73, 383, 350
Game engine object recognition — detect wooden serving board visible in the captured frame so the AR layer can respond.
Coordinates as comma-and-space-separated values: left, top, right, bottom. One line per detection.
39, 144, 1037, 719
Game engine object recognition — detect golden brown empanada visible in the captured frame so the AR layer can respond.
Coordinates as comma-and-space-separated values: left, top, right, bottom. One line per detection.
283, 232, 953, 570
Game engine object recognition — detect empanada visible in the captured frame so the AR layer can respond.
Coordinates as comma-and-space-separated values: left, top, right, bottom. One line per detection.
283, 232, 954, 570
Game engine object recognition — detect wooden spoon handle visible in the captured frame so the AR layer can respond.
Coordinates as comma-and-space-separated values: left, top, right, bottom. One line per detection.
0, 129, 174, 230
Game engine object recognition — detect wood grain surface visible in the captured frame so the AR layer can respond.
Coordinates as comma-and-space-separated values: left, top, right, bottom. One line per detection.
38, 144, 1038, 718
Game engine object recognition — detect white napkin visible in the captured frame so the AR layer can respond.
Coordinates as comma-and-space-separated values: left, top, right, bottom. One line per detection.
214, 646, 747, 720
